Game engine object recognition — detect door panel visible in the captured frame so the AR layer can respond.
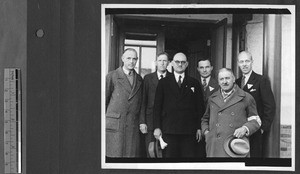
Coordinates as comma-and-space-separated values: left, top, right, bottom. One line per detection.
211, 18, 227, 77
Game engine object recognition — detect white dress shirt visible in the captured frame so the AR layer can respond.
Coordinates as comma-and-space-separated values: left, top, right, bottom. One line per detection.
174, 72, 185, 82
242, 70, 253, 85
201, 76, 211, 86
157, 71, 167, 80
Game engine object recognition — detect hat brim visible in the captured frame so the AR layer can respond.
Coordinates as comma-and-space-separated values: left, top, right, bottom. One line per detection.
223, 135, 249, 158
148, 140, 162, 158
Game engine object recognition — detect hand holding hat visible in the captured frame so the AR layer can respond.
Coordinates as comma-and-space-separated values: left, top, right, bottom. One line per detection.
223, 135, 250, 158
233, 126, 248, 138
148, 135, 167, 158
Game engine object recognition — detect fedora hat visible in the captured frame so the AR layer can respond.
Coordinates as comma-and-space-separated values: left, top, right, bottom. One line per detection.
223, 135, 250, 158
148, 140, 162, 158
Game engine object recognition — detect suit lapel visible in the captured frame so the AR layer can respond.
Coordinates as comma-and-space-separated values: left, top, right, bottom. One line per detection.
129, 70, 142, 100
180, 76, 190, 98
116, 67, 132, 94
210, 90, 224, 108
150, 72, 159, 88
168, 74, 181, 97
244, 71, 257, 91
206, 78, 212, 94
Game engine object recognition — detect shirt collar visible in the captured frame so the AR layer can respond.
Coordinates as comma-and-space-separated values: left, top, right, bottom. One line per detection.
201, 76, 211, 84
157, 71, 167, 79
122, 66, 132, 75
243, 70, 253, 84
221, 84, 236, 100
174, 71, 185, 81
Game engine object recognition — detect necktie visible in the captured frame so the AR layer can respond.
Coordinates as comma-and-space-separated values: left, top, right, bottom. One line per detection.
178, 75, 182, 88
241, 75, 245, 89
160, 75, 163, 80
203, 78, 207, 91
128, 71, 133, 86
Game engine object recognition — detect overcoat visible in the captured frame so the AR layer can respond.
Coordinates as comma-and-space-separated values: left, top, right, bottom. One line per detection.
201, 85, 260, 157
105, 67, 143, 157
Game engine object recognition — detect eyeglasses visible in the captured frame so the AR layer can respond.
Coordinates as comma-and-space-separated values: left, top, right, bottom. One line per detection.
174, 60, 187, 65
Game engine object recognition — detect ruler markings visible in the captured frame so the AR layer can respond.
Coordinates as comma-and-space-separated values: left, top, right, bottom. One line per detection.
4, 68, 21, 174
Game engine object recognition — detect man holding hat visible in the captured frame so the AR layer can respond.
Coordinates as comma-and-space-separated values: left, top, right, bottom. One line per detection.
139, 52, 171, 157
201, 68, 261, 157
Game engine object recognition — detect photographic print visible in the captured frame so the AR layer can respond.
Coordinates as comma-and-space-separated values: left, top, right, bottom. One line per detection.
101, 4, 295, 171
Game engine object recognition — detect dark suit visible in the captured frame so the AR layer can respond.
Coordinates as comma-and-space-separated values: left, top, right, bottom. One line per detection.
236, 71, 276, 157
196, 76, 219, 157
153, 74, 205, 158
201, 77, 219, 105
139, 71, 171, 157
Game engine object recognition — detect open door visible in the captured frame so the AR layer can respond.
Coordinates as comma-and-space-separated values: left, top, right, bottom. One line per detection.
106, 15, 120, 73
210, 18, 227, 76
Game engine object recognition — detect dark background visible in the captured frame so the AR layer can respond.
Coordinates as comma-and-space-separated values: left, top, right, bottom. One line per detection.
4, 0, 298, 173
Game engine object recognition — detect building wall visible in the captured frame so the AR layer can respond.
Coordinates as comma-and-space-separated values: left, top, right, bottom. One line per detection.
280, 14, 294, 125
0, 1, 27, 173
245, 14, 264, 74
245, 14, 294, 125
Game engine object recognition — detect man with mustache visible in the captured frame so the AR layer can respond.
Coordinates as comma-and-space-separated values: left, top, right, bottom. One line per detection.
201, 68, 261, 157
236, 51, 276, 158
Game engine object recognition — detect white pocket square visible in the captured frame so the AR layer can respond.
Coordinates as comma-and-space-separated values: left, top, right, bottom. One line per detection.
247, 84, 253, 89
191, 87, 195, 92
209, 86, 214, 91
250, 89, 256, 92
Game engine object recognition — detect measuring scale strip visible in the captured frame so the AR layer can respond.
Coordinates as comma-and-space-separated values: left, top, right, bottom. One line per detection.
4, 68, 21, 173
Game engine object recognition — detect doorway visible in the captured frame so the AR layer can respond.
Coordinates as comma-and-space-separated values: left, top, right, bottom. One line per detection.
111, 15, 228, 79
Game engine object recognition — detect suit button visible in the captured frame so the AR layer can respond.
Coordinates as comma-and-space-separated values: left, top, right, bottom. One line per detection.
229, 124, 233, 128
231, 112, 235, 116
217, 134, 221, 138
216, 123, 220, 127
218, 112, 221, 116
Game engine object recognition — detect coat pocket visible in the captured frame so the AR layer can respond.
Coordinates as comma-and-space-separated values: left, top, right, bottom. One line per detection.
106, 113, 121, 131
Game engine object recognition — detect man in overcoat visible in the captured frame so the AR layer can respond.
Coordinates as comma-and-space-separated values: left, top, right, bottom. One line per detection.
139, 52, 171, 157
201, 68, 261, 157
153, 52, 205, 158
105, 48, 143, 157
236, 51, 276, 157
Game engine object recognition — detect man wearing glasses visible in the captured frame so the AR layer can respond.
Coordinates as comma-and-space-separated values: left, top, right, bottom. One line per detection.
105, 48, 143, 157
153, 52, 205, 158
